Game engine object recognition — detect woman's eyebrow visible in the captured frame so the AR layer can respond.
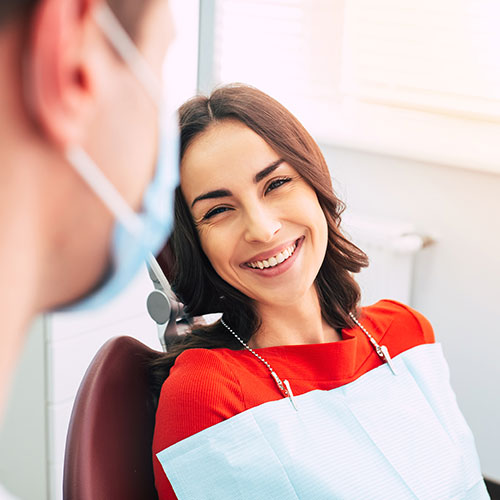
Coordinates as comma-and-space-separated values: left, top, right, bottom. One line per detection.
191, 159, 285, 209
254, 159, 284, 183
191, 189, 232, 208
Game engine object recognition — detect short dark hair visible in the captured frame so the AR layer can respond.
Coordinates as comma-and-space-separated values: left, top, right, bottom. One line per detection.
150, 84, 369, 394
0, 0, 153, 40
0, 0, 36, 28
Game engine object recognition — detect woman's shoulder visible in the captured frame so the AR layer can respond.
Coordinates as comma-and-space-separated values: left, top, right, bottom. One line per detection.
157, 348, 244, 416
152, 348, 248, 498
153, 348, 245, 453
168, 347, 234, 379
361, 299, 435, 354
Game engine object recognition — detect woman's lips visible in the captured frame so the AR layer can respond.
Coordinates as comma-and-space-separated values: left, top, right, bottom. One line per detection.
242, 237, 301, 265
243, 236, 304, 277
246, 240, 298, 269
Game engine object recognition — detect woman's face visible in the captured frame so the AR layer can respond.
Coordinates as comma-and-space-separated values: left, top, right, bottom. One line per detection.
181, 120, 328, 309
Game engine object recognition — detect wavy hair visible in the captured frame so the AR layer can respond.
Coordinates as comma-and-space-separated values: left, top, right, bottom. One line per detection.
151, 84, 368, 396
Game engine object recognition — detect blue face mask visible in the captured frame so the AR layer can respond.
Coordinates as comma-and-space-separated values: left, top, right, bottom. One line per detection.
59, 4, 179, 312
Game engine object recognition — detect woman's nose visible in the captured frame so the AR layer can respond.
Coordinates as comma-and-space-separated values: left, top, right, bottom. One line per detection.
243, 205, 281, 243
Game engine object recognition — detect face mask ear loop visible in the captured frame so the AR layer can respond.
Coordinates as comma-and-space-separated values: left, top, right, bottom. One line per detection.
65, 146, 144, 238
67, 3, 167, 238
92, 2, 162, 107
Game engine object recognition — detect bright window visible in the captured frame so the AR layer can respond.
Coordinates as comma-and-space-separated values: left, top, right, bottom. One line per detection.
203, 0, 500, 174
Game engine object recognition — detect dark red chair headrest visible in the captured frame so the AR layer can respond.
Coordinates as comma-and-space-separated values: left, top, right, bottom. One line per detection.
63, 336, 162, 500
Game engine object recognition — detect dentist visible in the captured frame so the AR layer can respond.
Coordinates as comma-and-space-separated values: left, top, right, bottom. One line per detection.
0, 1, 178, 493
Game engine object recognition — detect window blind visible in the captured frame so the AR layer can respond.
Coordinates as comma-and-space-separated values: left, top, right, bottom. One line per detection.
341, 0, 500, 121
210, 0, 500, 173
213, 0, 340, 132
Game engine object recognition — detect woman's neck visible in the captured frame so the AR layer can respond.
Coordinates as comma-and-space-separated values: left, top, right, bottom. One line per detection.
249, 287, 342, 349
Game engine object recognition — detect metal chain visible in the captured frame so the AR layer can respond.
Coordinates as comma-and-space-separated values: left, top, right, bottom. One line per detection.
348, 312, 397, 375
220, 311, 396, 407
220, 318, 274, 374
348, 312, 385, 358
220, 318, 289, 397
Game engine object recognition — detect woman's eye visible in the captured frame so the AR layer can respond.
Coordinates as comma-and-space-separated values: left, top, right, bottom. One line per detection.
203, 206, 230, 220
265, 177, 292, 194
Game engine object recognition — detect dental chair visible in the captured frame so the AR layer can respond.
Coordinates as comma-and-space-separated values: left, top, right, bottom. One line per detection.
63, 335, 161, 500
63, 252, 189, 500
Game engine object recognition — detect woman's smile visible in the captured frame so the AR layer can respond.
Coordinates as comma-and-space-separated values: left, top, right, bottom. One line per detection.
242, 236, 304, 277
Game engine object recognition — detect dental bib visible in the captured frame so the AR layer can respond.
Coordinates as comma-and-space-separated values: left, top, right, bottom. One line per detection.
157, 343, 488, 499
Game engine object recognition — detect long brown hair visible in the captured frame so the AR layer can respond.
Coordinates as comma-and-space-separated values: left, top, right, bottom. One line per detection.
151, 84, 368, 396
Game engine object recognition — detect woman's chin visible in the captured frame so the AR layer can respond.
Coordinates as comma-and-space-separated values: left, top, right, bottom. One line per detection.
254, 286, 316, 310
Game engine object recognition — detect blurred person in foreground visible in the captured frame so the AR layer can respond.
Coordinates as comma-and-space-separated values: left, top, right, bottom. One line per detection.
0, 0, 178, 496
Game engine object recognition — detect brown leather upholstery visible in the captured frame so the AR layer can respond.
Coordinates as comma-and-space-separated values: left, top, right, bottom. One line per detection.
63, 336, 162, 500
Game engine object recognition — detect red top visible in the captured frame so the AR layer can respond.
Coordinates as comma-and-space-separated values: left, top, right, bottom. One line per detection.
152, 299, 435, 499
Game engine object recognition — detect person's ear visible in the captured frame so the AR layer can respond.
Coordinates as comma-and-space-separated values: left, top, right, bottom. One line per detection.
26, 0, 99, 148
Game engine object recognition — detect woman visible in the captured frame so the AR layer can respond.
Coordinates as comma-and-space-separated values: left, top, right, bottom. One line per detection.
151, 84, 488, 499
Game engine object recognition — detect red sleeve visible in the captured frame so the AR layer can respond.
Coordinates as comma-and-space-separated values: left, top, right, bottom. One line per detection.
377, 299, 436, 351
152, 348, 245, 500
402, 303, 435, 344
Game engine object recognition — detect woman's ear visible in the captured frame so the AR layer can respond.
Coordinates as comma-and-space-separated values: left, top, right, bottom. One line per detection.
26, 0, 98, 147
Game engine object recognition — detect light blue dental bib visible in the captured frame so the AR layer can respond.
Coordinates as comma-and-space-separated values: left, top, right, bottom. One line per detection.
157, 343, 489, 499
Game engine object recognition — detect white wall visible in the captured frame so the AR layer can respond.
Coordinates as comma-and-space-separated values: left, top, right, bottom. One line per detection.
322, 143, 500, 481
0, 318, 48, 500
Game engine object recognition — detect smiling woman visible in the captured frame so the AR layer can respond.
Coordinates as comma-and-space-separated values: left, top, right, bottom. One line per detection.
182, 119, 334, 336
164, 85, 368, 335
150, 84, 489, 500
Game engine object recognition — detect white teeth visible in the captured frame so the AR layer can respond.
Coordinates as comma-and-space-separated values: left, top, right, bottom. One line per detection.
248, 241, 298, 269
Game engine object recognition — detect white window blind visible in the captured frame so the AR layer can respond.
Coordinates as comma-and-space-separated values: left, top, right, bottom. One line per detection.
341, 0, 500, 121
210, 0, 500, 174
213, 0, 340, 134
